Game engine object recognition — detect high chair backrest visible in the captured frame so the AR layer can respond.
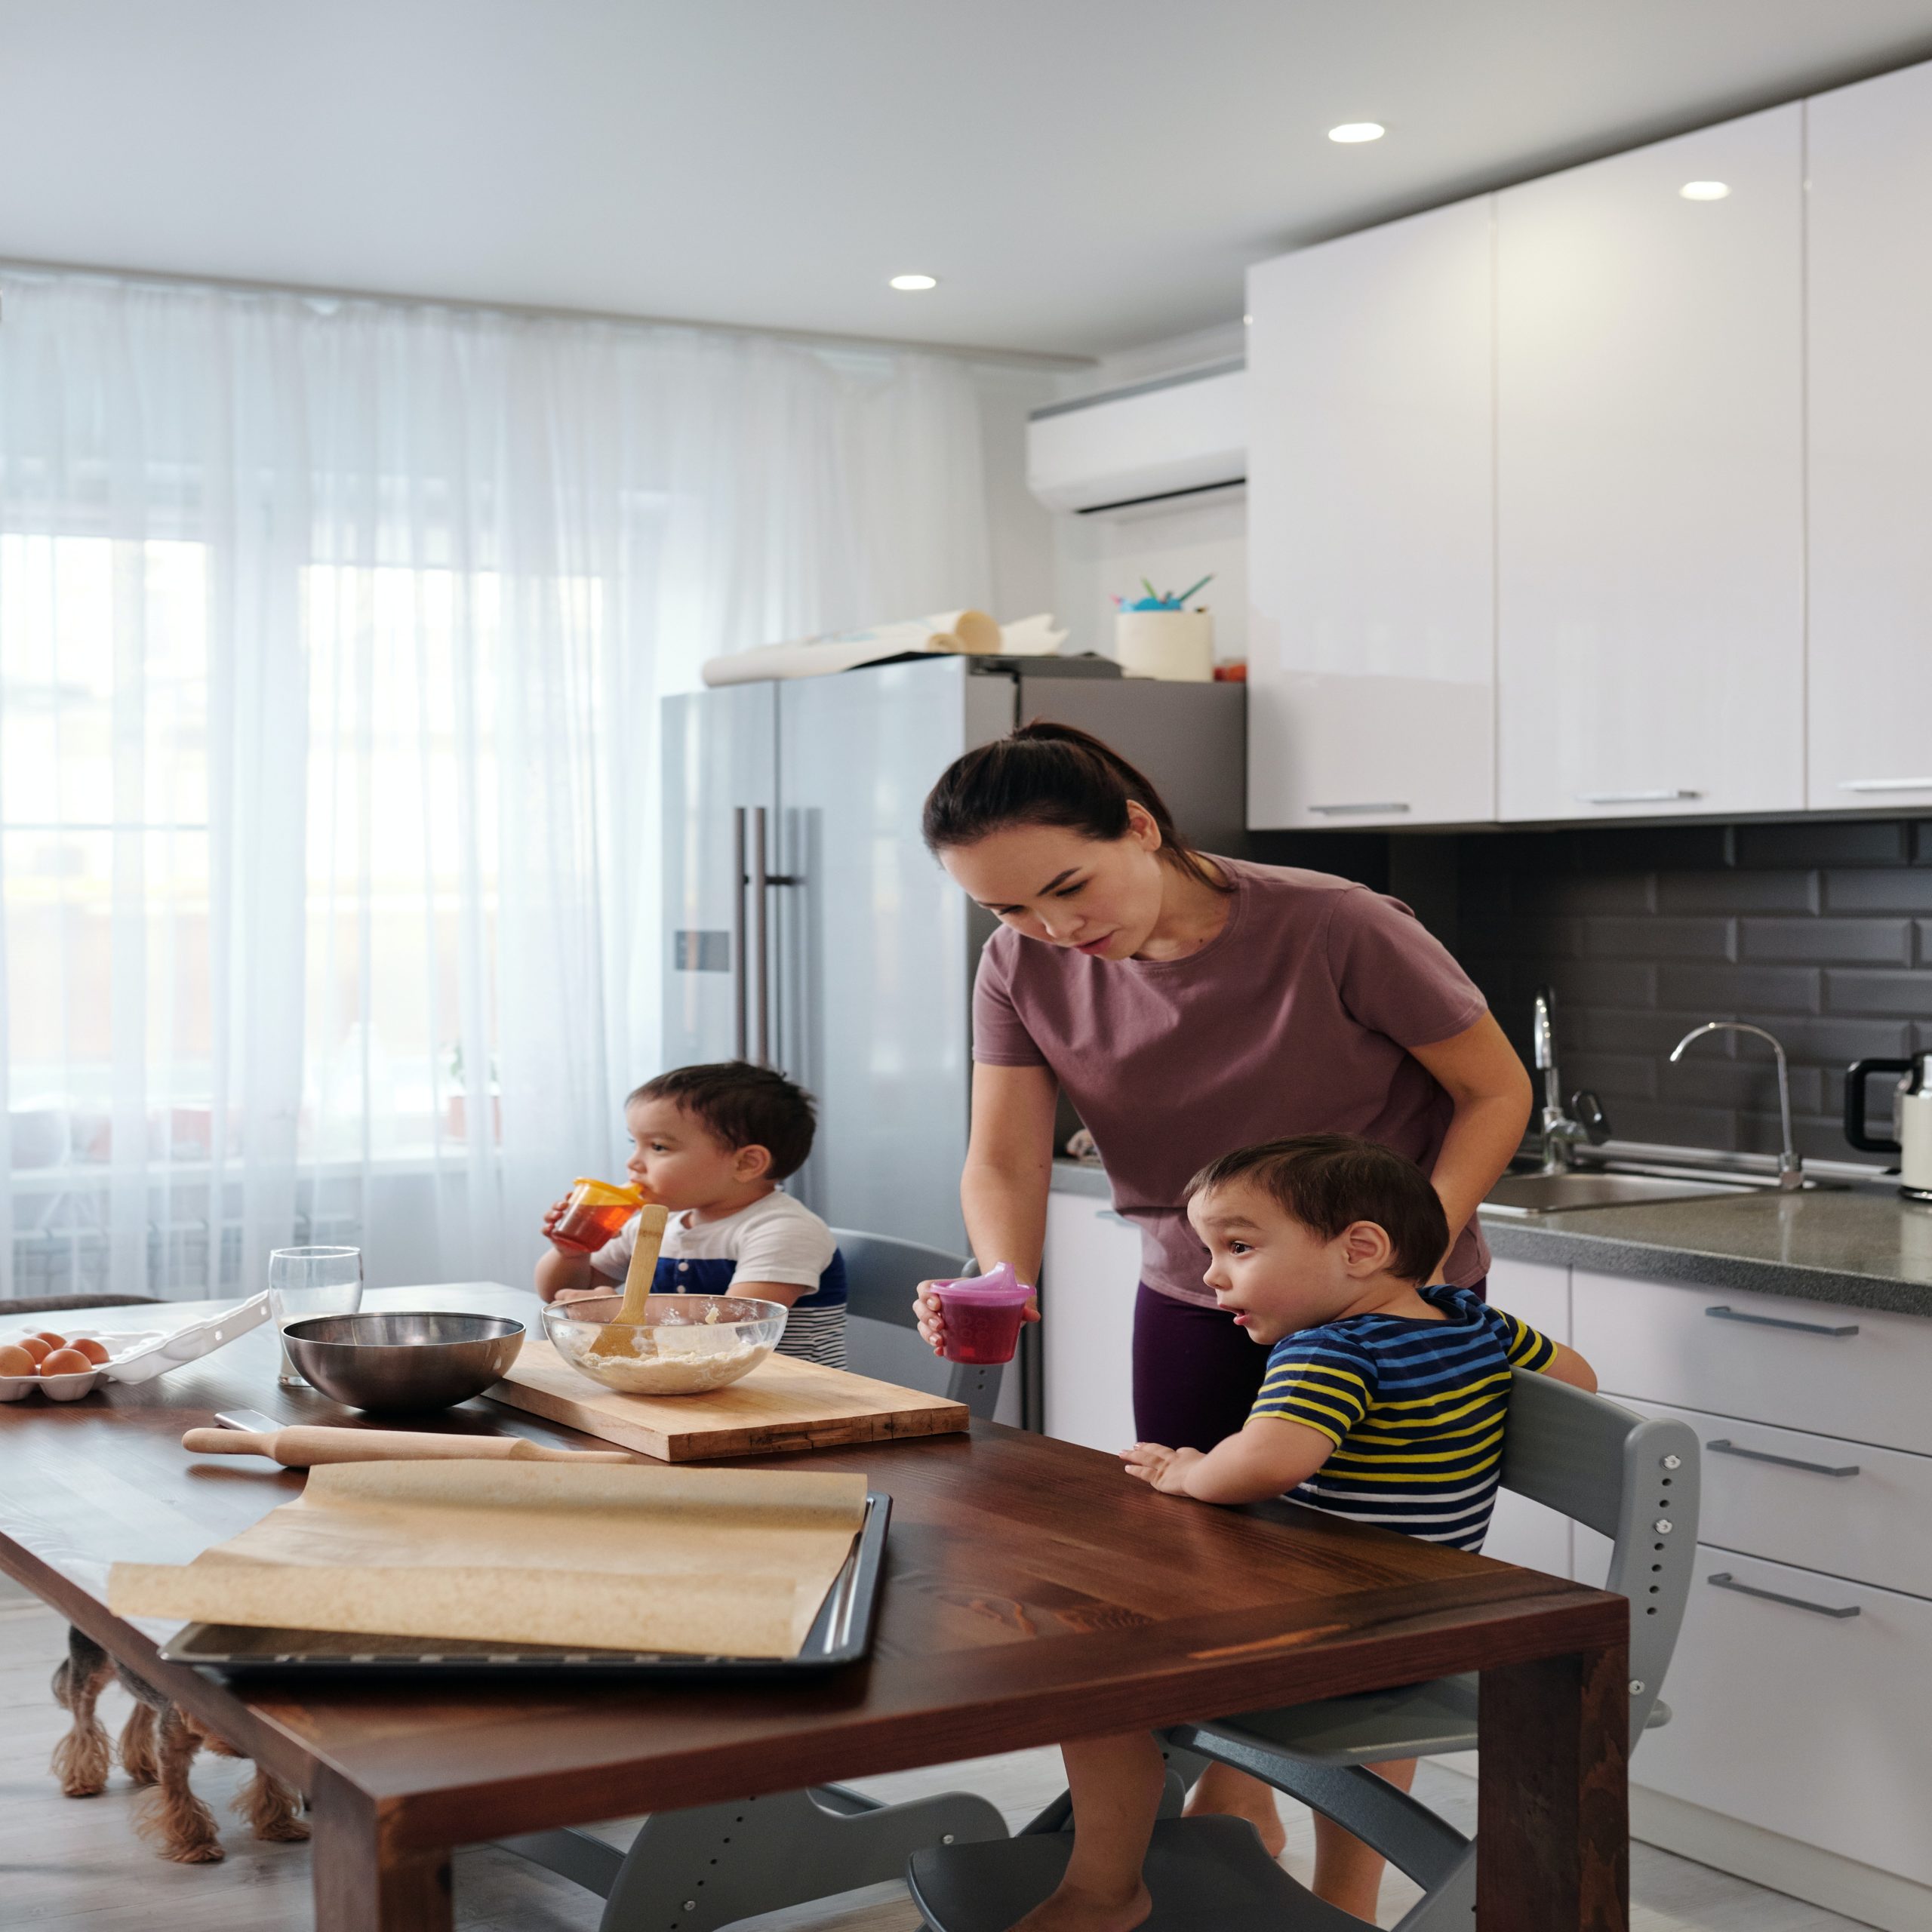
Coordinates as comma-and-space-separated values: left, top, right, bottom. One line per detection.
1498, 1370, 1700, 1737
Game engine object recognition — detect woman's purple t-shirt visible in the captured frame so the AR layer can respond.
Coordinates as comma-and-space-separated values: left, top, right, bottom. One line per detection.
971, 857, 1492, 1306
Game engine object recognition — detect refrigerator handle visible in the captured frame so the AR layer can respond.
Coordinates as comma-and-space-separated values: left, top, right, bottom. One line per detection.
752, 805, 772, 1066
731, 807, 749, 1062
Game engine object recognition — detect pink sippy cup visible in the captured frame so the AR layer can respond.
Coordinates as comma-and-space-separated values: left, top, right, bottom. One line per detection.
931, 1262, 1035, 1365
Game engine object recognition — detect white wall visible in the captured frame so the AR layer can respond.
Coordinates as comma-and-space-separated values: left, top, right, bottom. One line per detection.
971, 363, 1062, 626
1044, 321, 1250, 666
1052, 492, 1247, 665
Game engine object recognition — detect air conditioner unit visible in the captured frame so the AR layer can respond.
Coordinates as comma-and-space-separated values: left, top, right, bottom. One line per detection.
1026, 361, 1246, 515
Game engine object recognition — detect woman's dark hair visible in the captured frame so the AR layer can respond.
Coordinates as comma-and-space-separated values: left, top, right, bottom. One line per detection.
920, 720, 1228, 890
1186, 1134, 1449, 1285
629, 1062, 817, 1180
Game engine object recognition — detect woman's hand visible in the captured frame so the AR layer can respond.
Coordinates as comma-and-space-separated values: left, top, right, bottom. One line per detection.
1121, 1441, 1201, 1495
912, 1279, 1040, 1355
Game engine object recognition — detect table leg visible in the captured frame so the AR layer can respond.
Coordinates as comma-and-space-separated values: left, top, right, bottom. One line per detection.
1478, 1640, 1628, 1931
312, 1765, 453, 1932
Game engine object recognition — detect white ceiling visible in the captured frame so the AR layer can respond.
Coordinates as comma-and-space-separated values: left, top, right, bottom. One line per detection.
5, 0, 1932, 360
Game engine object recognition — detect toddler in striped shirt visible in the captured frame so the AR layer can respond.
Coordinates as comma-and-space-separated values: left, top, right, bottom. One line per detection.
1010, 1134, 1595, 1932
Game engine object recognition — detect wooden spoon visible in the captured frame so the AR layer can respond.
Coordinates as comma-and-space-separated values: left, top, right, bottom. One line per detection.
589, 1203, 670, 1357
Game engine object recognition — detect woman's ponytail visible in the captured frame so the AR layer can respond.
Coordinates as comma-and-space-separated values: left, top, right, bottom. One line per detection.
921, 720, 1229, 890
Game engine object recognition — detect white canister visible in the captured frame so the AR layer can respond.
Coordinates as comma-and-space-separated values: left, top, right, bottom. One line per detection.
1114, 609, 1214, 681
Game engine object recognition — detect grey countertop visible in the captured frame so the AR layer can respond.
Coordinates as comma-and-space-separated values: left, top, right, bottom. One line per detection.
1050, 1158, 1113, 1200
1055, 1157, 1932, 1318
1481, 1186, 1932, 1318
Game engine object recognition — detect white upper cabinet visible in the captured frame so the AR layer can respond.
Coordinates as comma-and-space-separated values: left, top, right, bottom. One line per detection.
1246, 196, 1496, 829
1807, 65, 1932, 811
1494, 106, 1806, 823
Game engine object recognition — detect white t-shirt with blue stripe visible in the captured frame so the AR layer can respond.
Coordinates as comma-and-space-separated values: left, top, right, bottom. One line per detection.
589, 1189, 848, 1368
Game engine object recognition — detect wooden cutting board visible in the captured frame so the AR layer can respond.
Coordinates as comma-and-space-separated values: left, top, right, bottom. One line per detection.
484, 1339, 970, 1463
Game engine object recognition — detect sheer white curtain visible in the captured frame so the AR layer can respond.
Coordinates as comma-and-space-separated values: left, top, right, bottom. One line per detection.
0, 268, 992, 1301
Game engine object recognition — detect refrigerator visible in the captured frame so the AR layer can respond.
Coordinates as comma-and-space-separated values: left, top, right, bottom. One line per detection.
662, 654, 1249, 1254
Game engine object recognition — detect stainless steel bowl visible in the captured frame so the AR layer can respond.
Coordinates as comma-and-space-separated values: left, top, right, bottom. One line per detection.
281, 1312, 525, 1414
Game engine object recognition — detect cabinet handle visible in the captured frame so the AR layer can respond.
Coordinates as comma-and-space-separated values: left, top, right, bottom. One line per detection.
1308, 801, 1410, 817
1707, 1572, 1860, 1620
1838, 777, 1932, 793
1705, 1304, 1859, 1338
1706, 1438, 1860, 1478
1574, 789, 1703, 804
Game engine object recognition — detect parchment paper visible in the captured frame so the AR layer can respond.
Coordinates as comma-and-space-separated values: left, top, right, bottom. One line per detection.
109, 1460, 869, 1657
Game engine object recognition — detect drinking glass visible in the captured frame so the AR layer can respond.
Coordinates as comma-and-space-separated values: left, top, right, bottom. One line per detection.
269, 1246, 364, 1388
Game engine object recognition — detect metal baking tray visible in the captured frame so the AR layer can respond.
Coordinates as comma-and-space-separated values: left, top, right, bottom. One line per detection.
161, 1491, 889, 1681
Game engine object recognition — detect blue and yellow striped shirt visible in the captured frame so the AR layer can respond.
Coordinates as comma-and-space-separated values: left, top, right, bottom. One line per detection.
1250, 1285, 1555, 1552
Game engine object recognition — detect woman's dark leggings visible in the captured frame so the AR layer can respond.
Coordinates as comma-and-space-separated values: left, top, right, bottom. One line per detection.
1129, 1277, 1489, 1451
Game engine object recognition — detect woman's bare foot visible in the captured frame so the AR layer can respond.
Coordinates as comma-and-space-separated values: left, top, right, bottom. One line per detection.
1183, 1761, 1287, 1858
1008, 1878, 1153, 1932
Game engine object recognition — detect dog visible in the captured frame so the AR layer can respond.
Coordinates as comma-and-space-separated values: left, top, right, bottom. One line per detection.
51, 1625, 308, 1863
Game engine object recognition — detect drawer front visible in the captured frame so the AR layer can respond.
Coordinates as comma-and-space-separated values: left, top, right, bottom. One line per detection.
1572, 1270, 1932, 1454
1613, 1396, 1932, 1600
1632, 1546, 1932, 1885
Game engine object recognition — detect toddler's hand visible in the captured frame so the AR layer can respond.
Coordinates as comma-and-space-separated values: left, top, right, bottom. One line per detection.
541, 1195, 580, 1254
1122, 1441, 1200, 1496
553, 1286, 608, 1307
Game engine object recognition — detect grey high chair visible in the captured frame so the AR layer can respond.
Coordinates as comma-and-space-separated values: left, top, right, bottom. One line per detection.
500, 1229, 1013, 1930
906, 1371, 1700, 1931
835, 1227, 1005, 1419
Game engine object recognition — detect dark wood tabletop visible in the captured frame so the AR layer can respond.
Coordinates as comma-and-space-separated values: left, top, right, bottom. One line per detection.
0, 1285, 1629, 1930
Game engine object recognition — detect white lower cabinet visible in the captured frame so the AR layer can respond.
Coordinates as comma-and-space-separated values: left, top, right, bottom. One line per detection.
1571, 1269, 1932, 1455
1599, 1394, 1932, 1601
1483, 1255, 1574, 1580
1041, 1189, 1143, 1454
1556, 1260, 1932, 1903
1632, 1546, 1932, 1888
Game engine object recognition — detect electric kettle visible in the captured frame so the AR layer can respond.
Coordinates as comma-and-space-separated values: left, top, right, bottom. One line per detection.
1845, 1054, 1932, 1200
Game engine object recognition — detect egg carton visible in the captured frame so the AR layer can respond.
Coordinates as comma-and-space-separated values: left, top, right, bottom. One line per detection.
0, 1291, 271, 1402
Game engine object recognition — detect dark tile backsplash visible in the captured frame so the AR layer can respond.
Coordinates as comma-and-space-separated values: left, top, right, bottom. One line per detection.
1444, 817, 1932, 1164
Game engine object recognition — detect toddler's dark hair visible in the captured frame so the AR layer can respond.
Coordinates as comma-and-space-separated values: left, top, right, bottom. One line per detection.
1186, 1134, 1448, 1284
921, 720, 1228, 891
629, 1063, 817, 1180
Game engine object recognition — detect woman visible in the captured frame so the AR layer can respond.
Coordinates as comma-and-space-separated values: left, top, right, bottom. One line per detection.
911, 721, 1531, 1915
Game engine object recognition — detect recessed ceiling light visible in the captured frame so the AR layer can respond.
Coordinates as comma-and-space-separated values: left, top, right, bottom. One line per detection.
1327, 122, 1385, 144
889, 273, 939, 291
1679, 180, 1730, 201
1242, 313, 1254, 326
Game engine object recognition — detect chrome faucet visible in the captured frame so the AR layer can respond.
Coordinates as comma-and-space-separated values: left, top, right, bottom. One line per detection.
1532, 986, 1607, 1172
1669, 1021, 1804, 1190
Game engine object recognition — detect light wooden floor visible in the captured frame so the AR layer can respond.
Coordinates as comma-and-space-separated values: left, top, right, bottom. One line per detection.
0, 1601, 1869, 1930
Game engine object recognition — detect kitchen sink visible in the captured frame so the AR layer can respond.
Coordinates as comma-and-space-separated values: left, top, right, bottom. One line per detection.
1481, 1169, 1762, 1217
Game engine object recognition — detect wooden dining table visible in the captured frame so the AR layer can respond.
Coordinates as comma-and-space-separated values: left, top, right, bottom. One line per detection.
0, 1284, 1629, 1930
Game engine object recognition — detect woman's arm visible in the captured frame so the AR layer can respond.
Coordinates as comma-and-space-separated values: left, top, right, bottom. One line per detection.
1409, 1013, 1534, 1269
914, 1060, 1059, 1352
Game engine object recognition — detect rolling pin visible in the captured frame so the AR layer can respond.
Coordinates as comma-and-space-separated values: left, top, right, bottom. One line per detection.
182, 1425, 633, 1466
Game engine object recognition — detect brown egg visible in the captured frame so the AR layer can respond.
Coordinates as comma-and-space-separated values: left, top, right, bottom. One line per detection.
40, 1348, 93, 1377
34, 1331, 67, 1349
72, 1337, 111, 1364
0, 1343, 33, 1377
17, 1336, 52, 1364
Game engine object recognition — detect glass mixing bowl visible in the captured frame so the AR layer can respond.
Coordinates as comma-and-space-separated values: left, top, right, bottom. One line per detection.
542, 1293, 788, 1396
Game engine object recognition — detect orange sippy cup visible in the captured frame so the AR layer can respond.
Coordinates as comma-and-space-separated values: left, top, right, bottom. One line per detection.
550, 1177, 646, 1254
